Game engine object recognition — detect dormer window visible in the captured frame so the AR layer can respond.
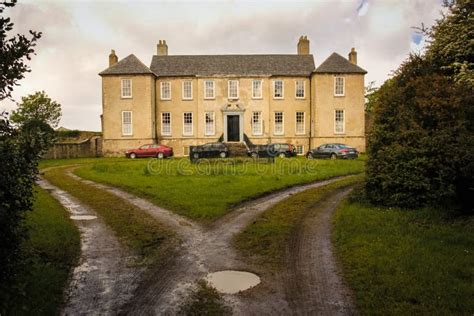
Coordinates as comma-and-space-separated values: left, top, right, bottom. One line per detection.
121, 79, 132, 98
334, 77, 345, 96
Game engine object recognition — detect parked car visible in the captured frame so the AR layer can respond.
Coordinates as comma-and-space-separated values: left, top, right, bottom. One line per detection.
248, 143, 297, 158
190, 142, 229, 160
306, 143, 358, 159
125, 144, 173, 159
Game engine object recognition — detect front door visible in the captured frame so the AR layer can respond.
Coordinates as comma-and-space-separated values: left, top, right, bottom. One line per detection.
227, 115, 240, 142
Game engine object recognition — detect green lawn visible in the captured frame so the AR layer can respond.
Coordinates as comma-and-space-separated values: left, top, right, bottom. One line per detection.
73, 157, 365, 222
235, 176, 363, 269
5, 187, 81, 315
333, 201, 474, 315
43, 167, 176, 263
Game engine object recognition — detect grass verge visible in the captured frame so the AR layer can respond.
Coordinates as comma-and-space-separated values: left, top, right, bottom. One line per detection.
333, 200, 474, 314
4, 187, 81, 315
178, 280, 231, 315
74, 157, 364, 222
235, 175, 363, 270
43, 167, 176, 263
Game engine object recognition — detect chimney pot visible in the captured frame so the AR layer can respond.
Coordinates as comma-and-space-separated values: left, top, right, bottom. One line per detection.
297, 35, 310, 55
348, 47, 357, 65
109, 49, 118, 66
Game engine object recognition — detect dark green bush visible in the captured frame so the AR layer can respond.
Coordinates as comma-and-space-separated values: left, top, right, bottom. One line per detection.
365, 0, 473, 213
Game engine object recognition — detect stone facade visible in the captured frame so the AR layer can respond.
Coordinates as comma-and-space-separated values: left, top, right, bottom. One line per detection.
99, 36, 367, 157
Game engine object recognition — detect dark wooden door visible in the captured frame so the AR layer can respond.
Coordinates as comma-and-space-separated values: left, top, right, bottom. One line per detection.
227, 115, 240, 142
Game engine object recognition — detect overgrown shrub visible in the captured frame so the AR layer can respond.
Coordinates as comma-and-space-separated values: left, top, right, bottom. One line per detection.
365, 0, 473, 213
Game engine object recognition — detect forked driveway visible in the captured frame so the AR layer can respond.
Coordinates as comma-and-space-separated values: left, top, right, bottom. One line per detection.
64, 168, 355, 314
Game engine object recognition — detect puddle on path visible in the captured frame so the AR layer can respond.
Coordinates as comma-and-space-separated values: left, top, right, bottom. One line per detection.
70, 215, 97, 220
205, 270, 261, 294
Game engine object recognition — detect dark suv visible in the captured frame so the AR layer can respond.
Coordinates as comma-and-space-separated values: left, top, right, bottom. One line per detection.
247, 143, 296, 158
190, 142, 229, 160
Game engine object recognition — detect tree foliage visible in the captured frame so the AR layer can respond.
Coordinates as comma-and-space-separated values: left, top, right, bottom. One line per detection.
0, 1, 52, 311
11, 91, 62, 128
365, 0, 474, 213
0, 0, 42, 101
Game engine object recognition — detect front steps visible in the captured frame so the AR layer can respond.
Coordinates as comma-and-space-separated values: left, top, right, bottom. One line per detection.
225, 142, 248, 157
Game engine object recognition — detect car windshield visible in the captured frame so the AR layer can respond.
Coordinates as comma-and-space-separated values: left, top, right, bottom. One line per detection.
336, 144, 350, 148
140, 145, 149, 149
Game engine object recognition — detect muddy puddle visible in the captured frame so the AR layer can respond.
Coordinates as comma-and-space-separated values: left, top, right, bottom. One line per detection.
70, 215, 97, 220
206, 271, 260, 294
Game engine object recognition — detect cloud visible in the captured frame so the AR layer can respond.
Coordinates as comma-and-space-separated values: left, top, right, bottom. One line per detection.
0, 0, 444, 131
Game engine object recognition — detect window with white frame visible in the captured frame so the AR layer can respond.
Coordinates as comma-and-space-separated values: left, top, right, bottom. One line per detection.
121, 79, 132, 98
273, 80, 284, 99
335, 109, 345, 133
161, 81, 171, 100
183, 112, 193, 136
295, 80, 305, 98
334, 77, 345, 96
205, 112, 215, 135
228, 80, 239, 99
161, 112, 171, 136
182, 81, 192, 100
204, 80, 215, 99
296, 112, 305, 134
121, 111, 132, 136
252, 111, 263, 135
296, 145, 304, 155
252, 80, 262, 99
274, 112, 284, 135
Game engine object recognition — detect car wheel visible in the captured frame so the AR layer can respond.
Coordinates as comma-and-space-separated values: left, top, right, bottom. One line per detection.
251, 152, 258, 159
130, 153, 136, 159
219, 152, 227, 158
330, 153, 337, 160
278, 152, 286, 158
193, 153, 199, 159
306, 153, 313, 159
157, 152, 164, 159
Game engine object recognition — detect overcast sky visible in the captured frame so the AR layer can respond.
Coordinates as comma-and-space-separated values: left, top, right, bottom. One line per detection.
2, 0, 444, 131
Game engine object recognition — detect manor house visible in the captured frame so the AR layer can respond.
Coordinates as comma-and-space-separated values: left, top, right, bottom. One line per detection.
99, 36, 367, 156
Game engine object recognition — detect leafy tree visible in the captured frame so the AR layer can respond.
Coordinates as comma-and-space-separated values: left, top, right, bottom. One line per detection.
11, 91, 62, 128
0, 1, 50, 312
365, 0, 474, 213
0, 0, 42, 101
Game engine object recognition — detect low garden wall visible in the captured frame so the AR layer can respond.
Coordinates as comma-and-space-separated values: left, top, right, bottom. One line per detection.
43, 136, 102, 159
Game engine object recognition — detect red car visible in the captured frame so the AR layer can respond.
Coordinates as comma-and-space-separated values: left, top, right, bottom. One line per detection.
125, 144, 173, 159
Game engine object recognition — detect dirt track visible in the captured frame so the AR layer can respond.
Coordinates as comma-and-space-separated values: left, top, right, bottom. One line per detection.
37, 178, 142, 315
46, 168, 356, 315
286, 187, 356, 315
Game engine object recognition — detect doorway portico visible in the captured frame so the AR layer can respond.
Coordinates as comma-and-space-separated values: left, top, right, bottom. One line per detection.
222, 104, 245, 142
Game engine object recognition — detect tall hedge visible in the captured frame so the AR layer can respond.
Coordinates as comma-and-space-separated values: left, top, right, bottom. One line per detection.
365, 1, 474, 213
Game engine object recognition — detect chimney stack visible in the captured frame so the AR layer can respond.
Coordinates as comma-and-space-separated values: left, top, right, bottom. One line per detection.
348, 47, 357, 65
109, 49, 118, 66
157, 40, 168, 56
297, 35, 310, 55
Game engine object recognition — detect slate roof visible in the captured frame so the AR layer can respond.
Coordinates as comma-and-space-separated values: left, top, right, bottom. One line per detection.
99, 54, 154, 76
314, 53, 367, 74
149, 54, 316, 77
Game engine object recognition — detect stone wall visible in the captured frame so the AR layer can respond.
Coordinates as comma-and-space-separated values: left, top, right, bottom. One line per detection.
43, 136, 102, 159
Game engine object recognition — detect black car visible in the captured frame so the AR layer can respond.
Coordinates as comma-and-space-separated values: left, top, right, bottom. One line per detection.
190, 142, 229, 160
306, 143, 358, 159
248, 143, 297, 158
